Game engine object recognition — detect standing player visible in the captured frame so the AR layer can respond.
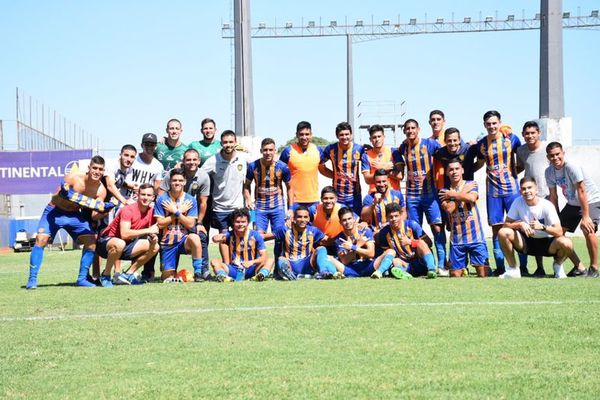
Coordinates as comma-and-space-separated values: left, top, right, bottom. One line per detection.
154, 169, 203, 282
104, 144, 137, 206
498, 177, 573, 279
188, 118, 222, 166
155, 118, 188, 170
211, 208, 273, 282
392, 119, 445, 272
361, 169, 405, 232
279, 121, 323, 212
244, 138, 293, 233
26, 156, 112, 289
433, 128, 479, 188
439, 159, 490, 277
319, 122, 364, 215
361, 124, 399, 193
546, 142, 600, 278
428, 110, 448, 191
475, 110, 523, 275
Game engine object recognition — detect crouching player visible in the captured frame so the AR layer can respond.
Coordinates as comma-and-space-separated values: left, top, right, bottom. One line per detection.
376, 203, 437, 279
154, 169, 203, 282
439, 159, 490, 277
96, 183, 160, 286
211, 208, 274, 282
265, 205, 339, 280
26, 155, 112, 289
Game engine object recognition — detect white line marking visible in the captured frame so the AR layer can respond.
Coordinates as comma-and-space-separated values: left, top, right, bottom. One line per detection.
1, 300, 600, 322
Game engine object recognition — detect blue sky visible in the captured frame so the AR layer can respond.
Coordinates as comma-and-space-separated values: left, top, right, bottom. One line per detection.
1, 0, 598, 153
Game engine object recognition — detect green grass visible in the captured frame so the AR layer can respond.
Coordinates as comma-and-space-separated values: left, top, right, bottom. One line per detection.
1, 239, 599, 399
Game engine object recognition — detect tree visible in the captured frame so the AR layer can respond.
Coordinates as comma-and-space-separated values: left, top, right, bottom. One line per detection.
277, 136, 331, 153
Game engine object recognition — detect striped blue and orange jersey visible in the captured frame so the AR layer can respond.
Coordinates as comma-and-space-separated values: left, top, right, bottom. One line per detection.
312, 203, 344, 239
246, 159, 291, 210
378, 219, 424, 261
446, 180, 486, 245
361, 189, 405, 230
224, 229, 266, 265
476, 133, 521, 197
361, 146, 400, 192
393, 138, 441, 199
279, 143, 323, 203
273, 224, 325, 261
320, 143, 364, 204
154, 192, 198, 246
335, 227, 374, 260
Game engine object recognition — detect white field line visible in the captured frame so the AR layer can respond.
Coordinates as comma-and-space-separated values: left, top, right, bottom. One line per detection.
1, 300, 600, 322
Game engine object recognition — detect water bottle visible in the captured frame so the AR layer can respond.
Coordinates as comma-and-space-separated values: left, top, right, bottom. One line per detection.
235, 266, 245, 281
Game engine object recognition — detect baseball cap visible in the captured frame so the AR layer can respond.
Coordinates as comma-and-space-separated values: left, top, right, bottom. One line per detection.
142, 133, 157, 144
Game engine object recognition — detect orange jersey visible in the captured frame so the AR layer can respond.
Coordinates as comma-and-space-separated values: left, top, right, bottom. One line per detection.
313, 203, 343, 239
279, 143, 322, 203
361, 146, 400, 193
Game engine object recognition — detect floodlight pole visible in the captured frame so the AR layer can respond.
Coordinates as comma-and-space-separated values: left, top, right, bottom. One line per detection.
539, 0, 564, 119
346, 34, 354, 128
234, 0, 255, 137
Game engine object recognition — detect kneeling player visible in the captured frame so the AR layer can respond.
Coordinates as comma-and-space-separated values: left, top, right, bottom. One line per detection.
211, 208, 274, 282
154, 169, 203, 282
439, 159, 490, 277
96, 184, 160, 286
376, 203, 437, 279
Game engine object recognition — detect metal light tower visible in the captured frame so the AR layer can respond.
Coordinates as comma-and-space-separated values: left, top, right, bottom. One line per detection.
234, 0, 255, 137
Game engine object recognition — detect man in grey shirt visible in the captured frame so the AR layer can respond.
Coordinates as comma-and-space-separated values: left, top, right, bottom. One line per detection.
159, 148, 211, 281
516, 121, 549, 277
201, 130, 248, 233
546, 141, 600, 277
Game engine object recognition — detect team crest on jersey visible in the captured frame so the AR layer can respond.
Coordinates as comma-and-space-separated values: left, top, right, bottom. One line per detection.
237, 164, 243, 171
353, 152, 360, 160
38, 227, 45, 233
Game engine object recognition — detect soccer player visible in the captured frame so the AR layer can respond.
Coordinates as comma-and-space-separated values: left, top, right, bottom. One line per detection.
361, 124, 400, 193
126, 133, 164, 196
392, 119, 446, 272
154, 168, 203, 282
155, 118, 189, 170
475, 110, 523, 275
244, 138, 293, 233
428, 110, 448, 191
279, 121, 323, 212
211, 208, 273, 282
546, 142, 600, 278
312, 186, 345, 253
433, 128, 479, 188
376, 202, 437, 279
96, 183, 160, 286
498, 177, 573, 279
516, 121, 549, 277
188, 118, 222, 166
361, 169, 405, 232
201, 130, 248, 232
159, 148, 211, 281
264, 205, 338, 279
319, 121, 364, 215
439, 159, 490, 277
26, 156, 112, 289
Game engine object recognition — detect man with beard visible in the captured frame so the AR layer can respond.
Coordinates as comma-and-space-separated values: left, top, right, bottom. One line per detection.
155, 118, 189, 170
361, 124, 399, 193
361, 169, 405, 233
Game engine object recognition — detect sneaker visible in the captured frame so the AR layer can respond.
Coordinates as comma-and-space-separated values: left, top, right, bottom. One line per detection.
437, 268, 450, 277
390, 267, 412, 280
462, 268, 469, 277
520, 266, 531, 277
116, 273, 141, 285
532, 268, 546, 278
586, 268, 599, 278
86, 274, 102, 287
76, 279, 97, 287
567, 267, 587, 277
370, 270, 383, 279
493, 268, 506, 277
276, 260, 297, 281
499, 267, 521, 279
216, 274, 234, 283
193, 272, 205, 282
553, 263, 567, 279
100, 275, 113, 288
319, 272, 333, 280
25, 277, 38, 290
251, 273, 266, 281
332, 272, 345, 280
163, 277, 183, 283
426, 270, 437, 279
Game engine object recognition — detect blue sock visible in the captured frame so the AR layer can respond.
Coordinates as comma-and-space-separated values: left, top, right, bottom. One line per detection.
518, 253, 528, 269
28, 245, 44, 279
259, 267, 269, 277
433, 231, 447, 268
192, 258, 202, 274
493, 237, 504, 271
316, 247, 336, 273
423, 253, 436, 272
77, 249, 96, 286
377, 254, 394, 274
199, 232, 209, 271
217, 270, 226, 277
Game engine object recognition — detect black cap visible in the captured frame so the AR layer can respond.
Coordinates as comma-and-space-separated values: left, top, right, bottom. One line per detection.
142, 133, 157, 144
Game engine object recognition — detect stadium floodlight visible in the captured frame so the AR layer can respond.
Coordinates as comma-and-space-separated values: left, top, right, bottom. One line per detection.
507, 15, 515, 21
436, 18, 444, 24
563, 12, 570, 18
382, 19, 390, 26
592, 10, 599, 17
222, 23, 231, 29
485, 16, 493, 22
307, 20, 315, 28
409, 18, 417, 25
258, 22, 266, 29
356, 19, 363, 27
330, 20, 337, 27
464, 16, 471, 23
285, 22, 293, 28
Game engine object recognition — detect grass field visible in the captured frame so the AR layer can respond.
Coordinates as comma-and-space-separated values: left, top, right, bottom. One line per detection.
1, 238, 599, 399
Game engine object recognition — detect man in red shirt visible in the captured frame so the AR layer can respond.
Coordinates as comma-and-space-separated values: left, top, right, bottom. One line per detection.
95, 183, 160, 286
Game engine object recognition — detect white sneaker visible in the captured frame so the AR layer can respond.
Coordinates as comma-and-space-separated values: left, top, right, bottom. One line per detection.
553, 263, 567, 279
499, 267, 521, 279
437, 268, 450, 277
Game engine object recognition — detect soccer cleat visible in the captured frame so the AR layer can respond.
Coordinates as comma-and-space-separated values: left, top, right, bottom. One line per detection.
390, 267, 412, 280
586, 268, 599, 278
193, 272, 205, 282
163, 277, 183, 283
371, 270, 383, 279
566, 267, 587, 277
553, 263, 567, 279
319, 272, 333, 280
426, 270, 437, 279
499, 267, 521, 279
251, 273, 266, 281
437, 267, 450, 277
99, 275, 113, 288
216, 274, 234, 283
520, 266, 531, 277
276, 259, 297, 281
493, 268, 506, 277
76, 279, 97, 287
462, 268, 469, 277
532, 268, 546, 278
25, 277, 38, 290
332, 271, 345, 280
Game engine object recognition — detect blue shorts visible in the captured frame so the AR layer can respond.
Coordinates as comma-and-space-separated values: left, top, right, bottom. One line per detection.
160, 236, 190, 271
291, 202, 318, 217
449, 242, 489, 270
255, 207, 286, 232
211, 211, 232, 233
338, 196, 363, 217
486, 193, 519, 226
406, 196, 442, 225
406, 258, 428, 277
344, 259, 375, 277
96, 236, 142, 260
227, 263, 257, 280
37, 204, 94, 240
289, 256, 314, 275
